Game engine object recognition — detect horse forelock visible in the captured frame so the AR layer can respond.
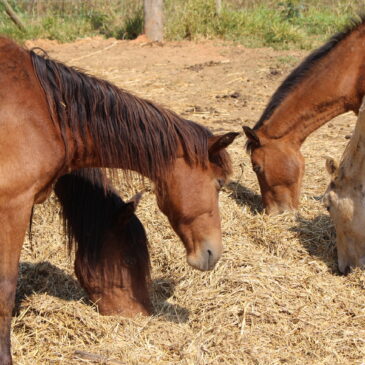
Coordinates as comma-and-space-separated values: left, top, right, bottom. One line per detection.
245, 139, 255, 154
30, 50, 226, 183
54, 168, 151, 285
254, 13, 365, 131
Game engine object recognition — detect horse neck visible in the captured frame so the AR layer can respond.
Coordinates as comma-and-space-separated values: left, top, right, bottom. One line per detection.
68, 132, 182, 183
31, 51, 194, 183
257, 28, 365, 146
58, 92, 184, 183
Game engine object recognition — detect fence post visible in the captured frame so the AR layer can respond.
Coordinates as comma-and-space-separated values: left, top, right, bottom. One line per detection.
144, 0, 163, 42
216, 0, 222, 14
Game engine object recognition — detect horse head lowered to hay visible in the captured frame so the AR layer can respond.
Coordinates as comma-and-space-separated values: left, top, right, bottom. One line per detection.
54, 169, 151, 317
243, 16, 365, 214
0, 37, 238, 363
324, 97, 365, 274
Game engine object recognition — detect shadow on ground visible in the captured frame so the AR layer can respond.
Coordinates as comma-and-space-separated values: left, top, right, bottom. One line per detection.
15, 261, 189, 322
226, 181, 263, 214
290, 214, 339, 274
151, 277, 190, 323
15, 261, 85, 315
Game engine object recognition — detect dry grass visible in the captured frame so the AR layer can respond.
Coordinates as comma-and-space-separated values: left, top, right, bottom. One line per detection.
12, 38, 365, 364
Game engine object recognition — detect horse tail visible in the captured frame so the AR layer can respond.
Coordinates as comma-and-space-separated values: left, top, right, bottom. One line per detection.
54, 168, 150, 285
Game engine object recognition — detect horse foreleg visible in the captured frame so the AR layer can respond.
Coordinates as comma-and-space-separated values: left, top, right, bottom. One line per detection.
0, 199, 33, 364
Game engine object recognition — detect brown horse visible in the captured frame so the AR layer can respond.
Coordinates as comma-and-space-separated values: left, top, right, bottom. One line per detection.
0, 37, 238, 363
54, 169, 151, 316
324, 97, 365, 274
243, 16, 365, 214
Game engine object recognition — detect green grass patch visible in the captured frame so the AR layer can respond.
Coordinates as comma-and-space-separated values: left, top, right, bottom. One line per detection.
0, 0, 361, 49
164, 0, 356, 49
276, 55, 300, 66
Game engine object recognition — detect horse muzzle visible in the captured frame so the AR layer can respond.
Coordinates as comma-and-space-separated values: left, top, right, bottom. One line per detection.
186, 240, 223, 271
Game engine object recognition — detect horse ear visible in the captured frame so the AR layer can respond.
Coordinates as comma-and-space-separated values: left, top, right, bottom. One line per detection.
242, 126, 260, 147
116, 202, 136, 225
116, 192, 143, 224
208, 132, 240, 155
127, 191, 143, 209
325, 156, 339, 176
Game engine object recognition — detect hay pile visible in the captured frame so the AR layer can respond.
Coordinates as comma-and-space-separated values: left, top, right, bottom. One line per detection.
13, 39, 365, 364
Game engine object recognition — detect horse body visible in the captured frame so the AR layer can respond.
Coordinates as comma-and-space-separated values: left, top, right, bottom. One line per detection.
243, 16, 365, 214
0, 37, 238, 363
324, 97, 365, 274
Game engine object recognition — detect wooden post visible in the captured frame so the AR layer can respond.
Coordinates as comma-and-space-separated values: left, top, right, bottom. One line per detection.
144, 0, 163, 42
0, 0, 26, 32
216, 0, 222, 14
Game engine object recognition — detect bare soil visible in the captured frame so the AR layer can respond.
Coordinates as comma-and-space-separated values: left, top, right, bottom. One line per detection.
14, 37, 364, 364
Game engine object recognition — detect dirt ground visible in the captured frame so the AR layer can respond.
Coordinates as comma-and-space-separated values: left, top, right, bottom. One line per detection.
14, 37, 364, 364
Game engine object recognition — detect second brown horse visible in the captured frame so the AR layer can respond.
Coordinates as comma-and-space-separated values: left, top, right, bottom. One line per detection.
243, 16, 365, 214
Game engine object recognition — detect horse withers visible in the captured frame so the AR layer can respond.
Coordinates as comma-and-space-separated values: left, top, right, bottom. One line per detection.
324, 97, 365, 274
55, 169, 151, 316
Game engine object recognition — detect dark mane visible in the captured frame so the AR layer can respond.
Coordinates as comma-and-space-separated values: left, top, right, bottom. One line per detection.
246, 14, 365, 152
54, 168, 150, 283
30, 50, 231, 181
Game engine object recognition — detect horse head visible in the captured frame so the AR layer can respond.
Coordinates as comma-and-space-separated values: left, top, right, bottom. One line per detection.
324, 156, 365, 274
243, 126, 304, 214
155, 132, 239, 271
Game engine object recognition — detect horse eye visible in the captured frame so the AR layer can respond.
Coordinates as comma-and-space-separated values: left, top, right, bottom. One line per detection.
253, 164, 262, 174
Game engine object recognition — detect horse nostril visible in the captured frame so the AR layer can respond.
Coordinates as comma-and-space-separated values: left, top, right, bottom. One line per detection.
207, 249, 212, 257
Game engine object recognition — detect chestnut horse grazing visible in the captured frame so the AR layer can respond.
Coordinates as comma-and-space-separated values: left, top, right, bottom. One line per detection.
243, 16, 365, 214
0, 37, 238, 363
324, 97, 365, 274
54, 169, 151, 316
